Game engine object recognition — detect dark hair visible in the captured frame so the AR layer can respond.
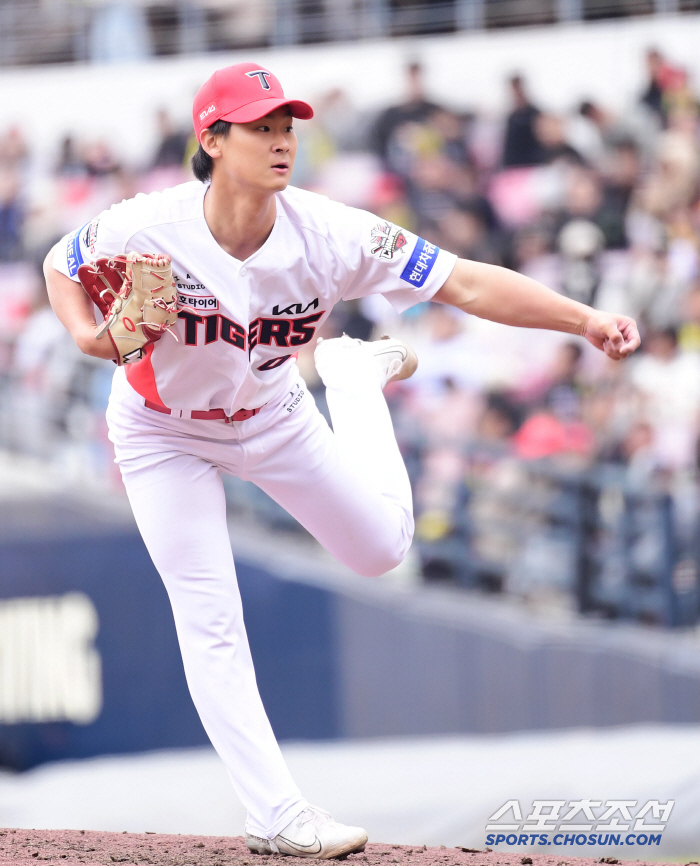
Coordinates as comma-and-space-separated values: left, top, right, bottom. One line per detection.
191, 119, 232, 182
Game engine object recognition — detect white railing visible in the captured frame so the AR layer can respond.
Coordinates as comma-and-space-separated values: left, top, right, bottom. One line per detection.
0, 0, 690, 68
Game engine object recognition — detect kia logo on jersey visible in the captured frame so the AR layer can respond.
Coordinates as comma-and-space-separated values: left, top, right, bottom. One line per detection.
245, 70, 272, 90
271, 298, 319, 316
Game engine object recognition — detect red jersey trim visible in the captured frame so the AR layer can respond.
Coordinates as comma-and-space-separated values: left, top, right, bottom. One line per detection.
125, 343, 166, 407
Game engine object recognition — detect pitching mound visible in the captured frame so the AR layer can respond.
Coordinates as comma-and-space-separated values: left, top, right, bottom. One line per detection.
0, 830, 677, 866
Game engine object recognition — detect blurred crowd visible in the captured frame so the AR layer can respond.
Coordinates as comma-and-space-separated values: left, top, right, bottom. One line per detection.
3, 47, 700, 613
303, 49, 700, 612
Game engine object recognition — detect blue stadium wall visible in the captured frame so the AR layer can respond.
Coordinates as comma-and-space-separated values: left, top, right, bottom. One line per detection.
1, 512, 699, 770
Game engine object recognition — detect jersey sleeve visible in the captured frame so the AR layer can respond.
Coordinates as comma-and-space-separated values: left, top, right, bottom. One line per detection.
52, 204, 130, 282
330, 204, 458, 313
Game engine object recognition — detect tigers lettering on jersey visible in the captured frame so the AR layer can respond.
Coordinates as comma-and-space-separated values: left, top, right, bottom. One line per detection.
177, 310, 324, 354
178, 311, 245, 347
249, 312, 324, 351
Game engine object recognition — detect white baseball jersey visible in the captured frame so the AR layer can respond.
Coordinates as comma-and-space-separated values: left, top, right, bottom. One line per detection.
54, 181, 457, 414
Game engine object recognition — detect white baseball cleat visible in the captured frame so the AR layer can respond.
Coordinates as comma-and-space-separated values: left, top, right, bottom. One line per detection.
245, 805, 368, 859
315, 334, 418, 389
369, 334, 418, 386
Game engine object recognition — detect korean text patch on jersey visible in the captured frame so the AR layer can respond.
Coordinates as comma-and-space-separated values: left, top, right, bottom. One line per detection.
66, 224, 87, 277
178, 292, 219, 312
400, 237, 440, 287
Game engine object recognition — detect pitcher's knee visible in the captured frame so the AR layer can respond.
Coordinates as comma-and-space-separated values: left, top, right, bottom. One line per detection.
348, 516, 414, 577
354, 549, 405, 577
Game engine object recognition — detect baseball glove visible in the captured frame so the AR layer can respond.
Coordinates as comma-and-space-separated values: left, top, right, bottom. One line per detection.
78, 252, 179, 365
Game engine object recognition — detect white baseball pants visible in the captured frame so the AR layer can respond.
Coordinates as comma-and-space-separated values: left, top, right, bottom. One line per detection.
106, 350, 414, 839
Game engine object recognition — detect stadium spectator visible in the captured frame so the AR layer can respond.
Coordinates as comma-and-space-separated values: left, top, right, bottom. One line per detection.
83, 140, 121, 177
629, 327, 700, 470
0, 126, 28, 172
371, 61, 443, 169
0, 169, 24, 262
534, 113, 585, 166
55, 136, 86, 178
640, 47, 689, 127
151, 109, 190, 168
502, 74, 544, 167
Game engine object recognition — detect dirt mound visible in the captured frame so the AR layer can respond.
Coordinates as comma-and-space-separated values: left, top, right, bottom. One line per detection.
0, 830, 675, 866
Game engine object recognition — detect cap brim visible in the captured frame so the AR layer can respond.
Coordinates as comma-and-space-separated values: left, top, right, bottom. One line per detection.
221, 97, 314, 123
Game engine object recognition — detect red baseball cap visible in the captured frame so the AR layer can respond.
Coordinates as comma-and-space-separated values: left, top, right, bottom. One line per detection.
192, 62, 314, 139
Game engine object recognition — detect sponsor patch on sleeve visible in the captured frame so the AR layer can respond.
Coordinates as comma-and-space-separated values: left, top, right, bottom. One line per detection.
82, 218, 100, 257
66, 224, 87, 277
400, 237, 439, 287
369, 221, 408, 261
